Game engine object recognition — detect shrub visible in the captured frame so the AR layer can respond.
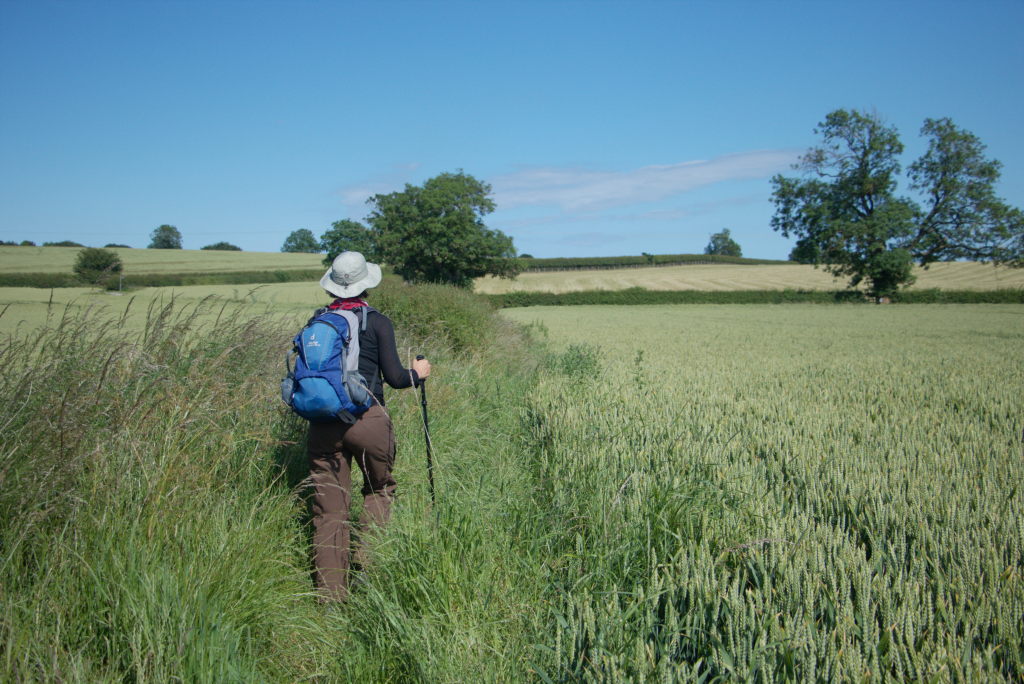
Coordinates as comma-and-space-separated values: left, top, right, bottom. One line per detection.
73, 247, 124, 289
556, 343, 602, 379
201, 241, 242, 251
104, 243, 131, 248
43, 240, 85, 247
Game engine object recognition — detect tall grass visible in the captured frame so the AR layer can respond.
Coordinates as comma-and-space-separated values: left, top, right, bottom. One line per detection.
6, 287, 1021, 681
0, 286, 548, 681
508, 304, 1024, 681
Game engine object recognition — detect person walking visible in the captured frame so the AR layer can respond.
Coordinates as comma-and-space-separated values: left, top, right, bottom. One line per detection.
305, 251, 430, 602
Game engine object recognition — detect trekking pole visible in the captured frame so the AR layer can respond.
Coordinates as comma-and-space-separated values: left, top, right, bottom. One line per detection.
415, 355, 435, 503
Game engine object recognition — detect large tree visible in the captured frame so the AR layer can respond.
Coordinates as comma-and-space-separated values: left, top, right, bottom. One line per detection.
771, 109, 1023, 297
319, 220, 376, 266
704, 228, 742, 257
148, 224, 182, 249
367, 171, 520, 287
281, 229, 320, 253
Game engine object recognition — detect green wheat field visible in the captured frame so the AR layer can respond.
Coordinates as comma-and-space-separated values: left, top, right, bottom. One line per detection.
1, 259, 1022, 679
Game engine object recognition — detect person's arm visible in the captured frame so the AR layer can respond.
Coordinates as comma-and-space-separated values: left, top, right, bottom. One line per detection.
374, 315, 430, 388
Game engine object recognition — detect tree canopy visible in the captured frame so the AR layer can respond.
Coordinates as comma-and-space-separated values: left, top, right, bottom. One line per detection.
74, 247, 123, 289
704, 229, 742, 257
771, 109, 1023, 296
367, 171, 519, 287
201, 241, 242, 251
148, 225, 182, 249
281, 229, 320, 253
319, 220, 375, 267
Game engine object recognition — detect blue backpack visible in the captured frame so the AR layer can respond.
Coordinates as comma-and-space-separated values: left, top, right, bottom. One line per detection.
281, 307, 375, 423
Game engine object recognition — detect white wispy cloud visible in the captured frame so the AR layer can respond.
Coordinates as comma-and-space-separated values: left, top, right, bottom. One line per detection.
491, 150, 798, 211
336, 163, 422, 208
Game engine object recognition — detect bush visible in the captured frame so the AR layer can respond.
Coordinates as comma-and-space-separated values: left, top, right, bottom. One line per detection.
43, 240, 85, 247
201, 242, 242, 251
104, 243, 131, 248
73, 247, 124, 289
556, 343, 601, 379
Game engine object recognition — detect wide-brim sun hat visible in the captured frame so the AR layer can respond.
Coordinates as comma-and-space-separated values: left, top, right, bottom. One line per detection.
320, 251, 382, 298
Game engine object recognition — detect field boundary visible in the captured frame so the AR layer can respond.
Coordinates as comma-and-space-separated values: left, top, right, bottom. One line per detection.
485, 287, 1024, 307
520, 253, 788, 271
0, 269, 324, 289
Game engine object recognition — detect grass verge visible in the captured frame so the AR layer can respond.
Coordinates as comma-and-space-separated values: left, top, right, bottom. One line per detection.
0, 283, 550, 681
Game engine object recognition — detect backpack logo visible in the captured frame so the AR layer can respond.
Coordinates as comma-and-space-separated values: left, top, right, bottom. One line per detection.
280, 309, 374, 424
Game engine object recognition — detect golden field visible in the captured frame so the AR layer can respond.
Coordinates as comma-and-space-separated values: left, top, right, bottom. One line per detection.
475, 261, 1024, 293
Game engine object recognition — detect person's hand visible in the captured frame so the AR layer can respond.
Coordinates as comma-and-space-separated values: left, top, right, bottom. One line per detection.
412, 356, 431, 380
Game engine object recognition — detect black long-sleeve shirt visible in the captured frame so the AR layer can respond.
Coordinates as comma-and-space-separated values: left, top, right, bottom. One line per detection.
355, 310, 419, 406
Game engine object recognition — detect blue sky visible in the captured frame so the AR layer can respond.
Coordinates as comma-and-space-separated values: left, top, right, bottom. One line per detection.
2, 0, 1022, 259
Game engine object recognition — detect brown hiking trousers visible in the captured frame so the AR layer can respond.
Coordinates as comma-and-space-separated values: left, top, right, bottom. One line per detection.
306, 405, 396, 601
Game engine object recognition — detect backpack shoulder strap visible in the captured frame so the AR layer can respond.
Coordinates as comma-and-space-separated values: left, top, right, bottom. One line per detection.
360, 305, 379, 332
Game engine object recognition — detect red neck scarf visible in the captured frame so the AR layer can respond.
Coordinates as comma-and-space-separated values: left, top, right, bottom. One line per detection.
327, 297, 368, 311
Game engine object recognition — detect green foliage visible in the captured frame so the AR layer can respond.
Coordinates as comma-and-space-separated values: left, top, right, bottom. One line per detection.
908, 117, 1024, 265
73, 247, 123, 289
42, 240, 85, 247
280, 228, 320, 254
369, 276, 497, 352
555, 343, 601, 379
319, 220, 375, 266
788, 236, 820, 263
201, 241, 242, 251
148, 224, 183, 249
21, 240, 36, 246
368, 171, 520, 287
772, 109, 1024, 296
104, 242, 131, 248
704, 228, 743, 257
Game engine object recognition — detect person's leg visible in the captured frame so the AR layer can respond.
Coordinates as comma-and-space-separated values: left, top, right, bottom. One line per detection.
307, 421, 353, 601
342, 405, 397, 570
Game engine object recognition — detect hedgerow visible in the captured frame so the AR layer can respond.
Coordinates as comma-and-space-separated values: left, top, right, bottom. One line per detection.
0, 269, 324, 288
485, 287, 1024, 307
520, 253, 787, 270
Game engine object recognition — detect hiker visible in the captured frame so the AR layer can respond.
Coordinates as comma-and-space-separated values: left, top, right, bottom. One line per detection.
305, 251, 430, 602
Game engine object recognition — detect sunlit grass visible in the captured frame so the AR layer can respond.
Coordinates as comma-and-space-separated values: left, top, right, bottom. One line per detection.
0, 245, 323, 274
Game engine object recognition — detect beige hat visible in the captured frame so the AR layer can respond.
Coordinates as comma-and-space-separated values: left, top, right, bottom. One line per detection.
320, 251, 382, 298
